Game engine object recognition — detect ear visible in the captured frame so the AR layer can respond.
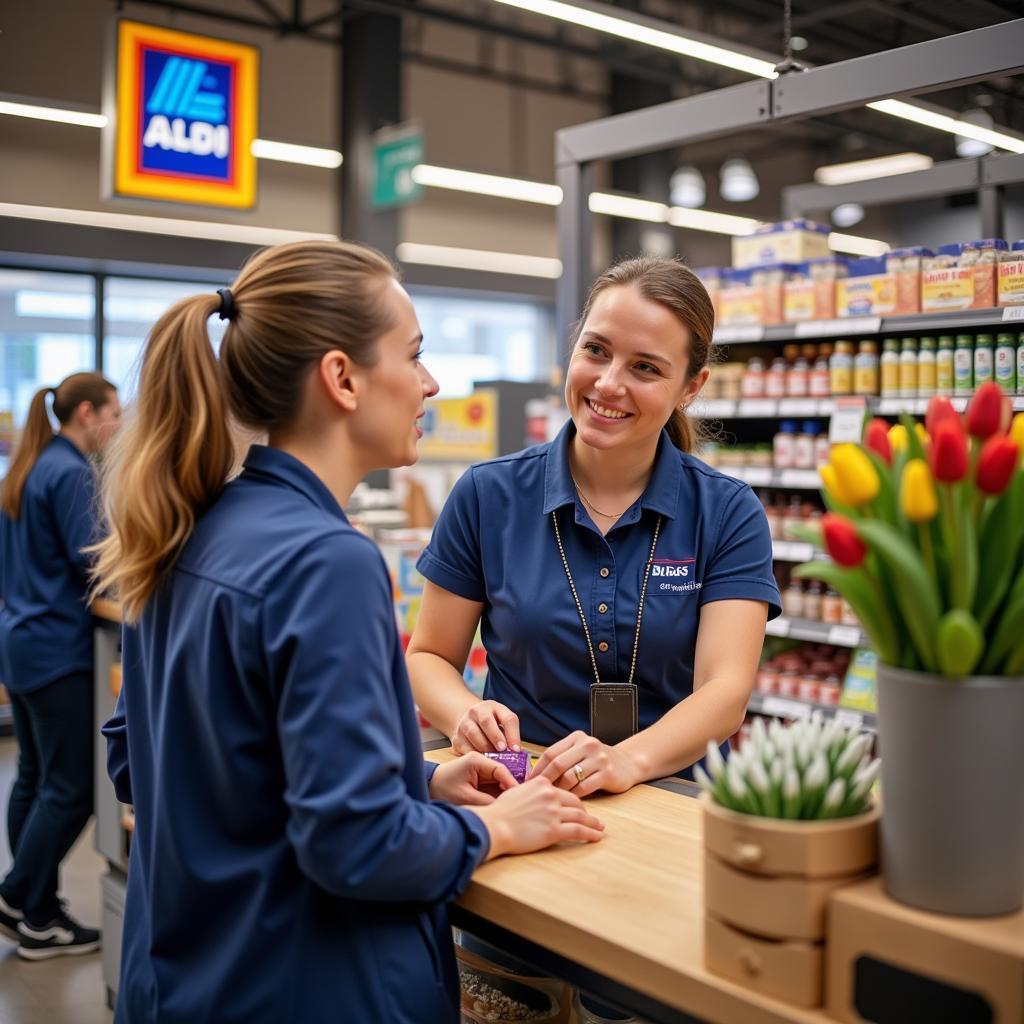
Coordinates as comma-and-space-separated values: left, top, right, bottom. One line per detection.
317, 349, 359, 413
680, 365, 710, 408
73, 400, 94, 427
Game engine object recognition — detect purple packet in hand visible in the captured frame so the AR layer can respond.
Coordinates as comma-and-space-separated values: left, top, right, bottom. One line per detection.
484, 749, 529, 784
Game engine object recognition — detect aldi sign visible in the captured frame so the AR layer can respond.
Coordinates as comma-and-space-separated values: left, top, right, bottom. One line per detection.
105, 20, 259, 208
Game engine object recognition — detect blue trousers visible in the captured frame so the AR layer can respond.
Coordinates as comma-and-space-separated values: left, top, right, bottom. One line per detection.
1, 672, 94, 925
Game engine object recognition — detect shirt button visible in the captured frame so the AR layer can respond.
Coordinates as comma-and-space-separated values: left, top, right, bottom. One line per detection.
600, 568, 610, 578
598, 603, 608, 614
598, 641, 609, 652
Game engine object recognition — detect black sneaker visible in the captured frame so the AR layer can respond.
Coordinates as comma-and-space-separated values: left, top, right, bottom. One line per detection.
0, 893, 22, 942
17, 909, 100, 960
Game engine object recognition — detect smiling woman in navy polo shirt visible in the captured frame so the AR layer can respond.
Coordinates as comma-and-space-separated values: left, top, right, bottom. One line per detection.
408, 256, 781, 794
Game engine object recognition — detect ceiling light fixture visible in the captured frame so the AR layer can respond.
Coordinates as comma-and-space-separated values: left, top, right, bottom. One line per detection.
955, 109, 996, 158
829, 232, 888, 257
867, 99, 1024, 155
814, 152, 934, 186
0, 99, 107, 129
719, 158, 759, 202
831, 203, 865, 228
669, 165, 706, 209
396, 242, 563, 278
411, 164, 562, 204
588, 192, 670, 222
668, 207, 758, 235
250, 139, 342, 168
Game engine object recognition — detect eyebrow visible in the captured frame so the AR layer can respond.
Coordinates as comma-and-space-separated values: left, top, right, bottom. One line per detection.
581, 331, 673, 367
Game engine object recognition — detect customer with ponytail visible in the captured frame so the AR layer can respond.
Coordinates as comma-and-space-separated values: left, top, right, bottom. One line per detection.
92, 240, 603, 1024
0, 372, 120, 958
409, 255, 780, 798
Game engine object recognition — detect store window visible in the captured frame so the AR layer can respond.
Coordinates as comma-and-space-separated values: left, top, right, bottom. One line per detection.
408, 288, 556, 397
103, 277, 228, 398
0, 268, 97, 463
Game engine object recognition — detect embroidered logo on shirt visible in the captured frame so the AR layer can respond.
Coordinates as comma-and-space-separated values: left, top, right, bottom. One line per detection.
649, 558, 701, 593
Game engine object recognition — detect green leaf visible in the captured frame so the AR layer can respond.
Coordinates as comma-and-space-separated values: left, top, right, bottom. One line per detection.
978, 569, 1024, 675
900, 411, 927, 462
935, 609, 984, 677
974, 473, 1024, 631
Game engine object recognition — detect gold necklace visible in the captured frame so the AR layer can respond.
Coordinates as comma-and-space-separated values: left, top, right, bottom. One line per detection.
570, 474, 631, 519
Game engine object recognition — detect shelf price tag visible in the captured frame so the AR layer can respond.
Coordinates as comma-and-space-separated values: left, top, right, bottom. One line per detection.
796, 317, 881, 337
737, 399, 777, 417
761, 696, 811, 719
1001, 306, 1024, 322
827, 625, 863, 647
829, 397, 867, 444
778, 399, 818, 416
765, 616, 790, 638
714, 325, 765, 343
833, 708, 865, 730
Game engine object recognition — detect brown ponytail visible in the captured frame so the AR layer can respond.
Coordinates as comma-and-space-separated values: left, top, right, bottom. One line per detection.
92, 239, 398, 622
572, 256, 715, 453
1, 372, 115, 519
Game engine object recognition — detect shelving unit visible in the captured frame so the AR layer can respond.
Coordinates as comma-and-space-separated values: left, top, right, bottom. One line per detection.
747, 691, 877, 732
766, 615, 865, 648
719, 466, 821, 489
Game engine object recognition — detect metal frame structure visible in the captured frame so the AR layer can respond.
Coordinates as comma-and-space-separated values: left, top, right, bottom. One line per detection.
555, 19, 1024, 332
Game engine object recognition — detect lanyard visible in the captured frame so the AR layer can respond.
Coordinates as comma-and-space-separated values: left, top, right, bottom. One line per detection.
551, 509, 662, 687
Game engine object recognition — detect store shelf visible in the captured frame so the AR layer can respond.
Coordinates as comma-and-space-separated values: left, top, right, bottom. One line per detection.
720, 466, 821, 489
747, 691, 877, 732
766, 615, 865, 647
772, 540, 820, 562
697, 394, 1024, 420
713, 307, 1023, 346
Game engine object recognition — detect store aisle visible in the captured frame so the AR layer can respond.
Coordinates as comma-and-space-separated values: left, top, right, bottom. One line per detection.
0, 737, 111, 1024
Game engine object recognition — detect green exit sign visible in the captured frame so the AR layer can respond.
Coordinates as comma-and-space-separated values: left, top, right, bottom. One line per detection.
372, 126, 423, 209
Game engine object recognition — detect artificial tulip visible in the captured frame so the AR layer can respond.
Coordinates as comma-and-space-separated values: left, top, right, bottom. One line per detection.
864, 418, 892, 464
1010, 412, 1024, 454
900, 459, 939, 522
822, 514, 867, 567
915, 423, 930, 447
976, 437, 1020, 495
929, 421, 969, 483
966, 382, 1008, 440
888, 424, 908, 453
820, 463, 856, 507
829, 444, 880, 506
925, 395, 960, 439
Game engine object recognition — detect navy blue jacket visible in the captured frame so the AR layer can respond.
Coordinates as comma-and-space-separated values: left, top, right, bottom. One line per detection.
104, 445, 489, 1023
0, 435, 97, 693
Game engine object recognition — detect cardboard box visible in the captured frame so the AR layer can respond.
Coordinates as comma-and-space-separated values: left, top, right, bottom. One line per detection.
998, 248, 1024, 306
836, 259, 897, 317
733, 220, 832, 270
921, 267, 975, 312
717, 283, 764, 326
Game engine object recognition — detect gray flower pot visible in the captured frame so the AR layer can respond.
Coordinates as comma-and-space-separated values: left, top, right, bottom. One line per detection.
876, 663, 1024, 916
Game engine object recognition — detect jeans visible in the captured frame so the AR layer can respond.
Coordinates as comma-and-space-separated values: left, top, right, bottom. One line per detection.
1, 672, 94, 925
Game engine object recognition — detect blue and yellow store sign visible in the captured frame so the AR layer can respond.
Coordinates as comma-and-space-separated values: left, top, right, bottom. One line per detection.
107, 20, 259, 208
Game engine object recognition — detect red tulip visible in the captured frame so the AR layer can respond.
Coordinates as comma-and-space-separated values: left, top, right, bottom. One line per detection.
976, 436, 1020, 495
863, 418, 892, 464
930, 421, 969, 483
925, 395, 961, 440
822, 514, 867, 568
966, 382, 1008, 440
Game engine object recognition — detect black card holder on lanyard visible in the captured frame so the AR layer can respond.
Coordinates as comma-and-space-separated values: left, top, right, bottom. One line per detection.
589, 682, 638, 746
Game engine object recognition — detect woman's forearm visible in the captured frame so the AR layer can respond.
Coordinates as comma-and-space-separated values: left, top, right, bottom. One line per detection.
406, 650, 481, 737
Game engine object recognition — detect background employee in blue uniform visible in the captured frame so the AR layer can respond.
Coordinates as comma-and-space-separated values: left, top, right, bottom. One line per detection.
0, 372, 120, 959
408, 256, 781, 794
92, 240, 604, 1024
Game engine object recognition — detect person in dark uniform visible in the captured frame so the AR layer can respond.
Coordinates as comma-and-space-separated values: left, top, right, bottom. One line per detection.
91, 240, 604, 1024
0, 372, 121, 959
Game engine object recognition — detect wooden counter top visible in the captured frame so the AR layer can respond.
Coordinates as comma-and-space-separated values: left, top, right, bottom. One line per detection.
426, 745, 836, 1024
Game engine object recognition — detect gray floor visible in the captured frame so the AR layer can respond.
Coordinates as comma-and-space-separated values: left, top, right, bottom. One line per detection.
0, 736, 112, 1024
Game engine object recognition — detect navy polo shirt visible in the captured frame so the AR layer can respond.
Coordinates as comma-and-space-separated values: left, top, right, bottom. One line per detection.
0, 435, 98, 694
103, 445, 489, 1024
418, 422, 781, 749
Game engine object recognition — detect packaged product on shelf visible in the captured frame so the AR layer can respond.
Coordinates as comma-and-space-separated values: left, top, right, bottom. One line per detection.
717, 268, 764, 326
854, 340, 879, 396
785, 343, 809, 397
840, 599, 859, 628
880, 338, 900, 398
793, 422, 818, 470
898, 338, 918, 399
782, 257, 848, 322
732, 219, 831, 270
954, 334, 974, 394
773, 421, 798, 469
936, 335, 955, 396
917, 337, 937, 398
817, 676, 842, 706
839, 648, 879, 713
1018, 333, 1024, 395
751, 264, 799, 326
765, 354, 787, 398
960, 238, 1006, 309
764, 495, 782, 539
921, 244, 974, 312
756, 663, 780, 695
781, 495, 805, 540
815, 433, 831, 467
802, 581, 823, 622
974, 333, 995, 387
821, 589, 844, 625
782, 579, 804, 618
997, 241, 1024, 306
695, 267, 724, 318
885, 247, 932, 315
995, 333, 1017, 393
836, 257, 896, 317
829, 340, 854, 395
715, 362, 744, 400
809, 344, 831, 397
740, 356, 765, 398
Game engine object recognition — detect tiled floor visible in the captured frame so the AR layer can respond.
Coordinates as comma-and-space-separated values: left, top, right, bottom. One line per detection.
0, 737, 112, 1024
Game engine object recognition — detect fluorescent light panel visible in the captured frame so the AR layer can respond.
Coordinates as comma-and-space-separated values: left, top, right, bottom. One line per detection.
396, 243, 562, 279
0, 100, 107, 129
411, 164, 562, 204
868, 100, 1024, 155
589, 192, 669, 222
668, 207, 758, 236
828, 232, 889, 256
814, 152, 933, 186
250, 138, 342, 168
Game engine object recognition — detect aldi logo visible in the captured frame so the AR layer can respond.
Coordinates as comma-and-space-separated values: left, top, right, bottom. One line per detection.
106, 20, 258, 208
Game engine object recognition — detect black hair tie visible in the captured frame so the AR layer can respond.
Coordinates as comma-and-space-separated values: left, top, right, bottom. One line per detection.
216, 287, 236, 322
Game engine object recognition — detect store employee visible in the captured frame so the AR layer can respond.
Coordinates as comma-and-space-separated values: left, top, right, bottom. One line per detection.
408, 256, 781, 792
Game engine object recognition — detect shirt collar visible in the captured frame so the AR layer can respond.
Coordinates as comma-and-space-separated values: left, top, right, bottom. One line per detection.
542, 420, 681, 520
52, 434, 87, 464
241, 444, 348, 522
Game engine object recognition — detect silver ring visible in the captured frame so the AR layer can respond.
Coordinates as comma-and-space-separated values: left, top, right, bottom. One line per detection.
572, 763, 586, 785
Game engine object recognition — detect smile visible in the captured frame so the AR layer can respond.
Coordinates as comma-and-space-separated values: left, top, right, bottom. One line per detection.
586, 398, 631, 421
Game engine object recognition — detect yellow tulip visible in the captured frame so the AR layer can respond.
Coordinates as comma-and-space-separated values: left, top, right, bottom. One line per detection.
820, 463, 857, 506
1011, 413, 1024, 458
900, 458, 938, 523
888, 424, 908, 452
915, 423, 930, 447
830, 444, 880, 506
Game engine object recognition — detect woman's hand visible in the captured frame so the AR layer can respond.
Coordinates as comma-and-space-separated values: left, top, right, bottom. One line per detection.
531, 731, 643, 797
428, 753, 518, 806
451, 700, 521, 755
470, 777, 605, 859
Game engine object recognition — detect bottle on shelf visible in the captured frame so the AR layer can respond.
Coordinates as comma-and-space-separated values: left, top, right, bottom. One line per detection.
765, 354, 787, 399
936, 335, 955, 397
917, 336, 937, 399
830, 340, 854, 396
774, 421, 798, 469
995, 333, 1017, 394
821, 589, 844, 625
1018, 333, 1024, 396
880, 338, 900, 399
741, 356, 765, 398
954, 334, 974, 395
899, 337, 918, 400
782, 579, 805, 618
974, 333, 995, 387
810, 344, 832, 398
815, 431, 831, 467
793, 422, 817, 470
787, 345, 810, 398
803, 581, 823, 622
854, 340, 879, 397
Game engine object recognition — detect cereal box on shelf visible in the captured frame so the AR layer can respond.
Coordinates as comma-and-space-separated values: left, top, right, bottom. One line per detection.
835, 257, 897, 317
732, 219, 832, 270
